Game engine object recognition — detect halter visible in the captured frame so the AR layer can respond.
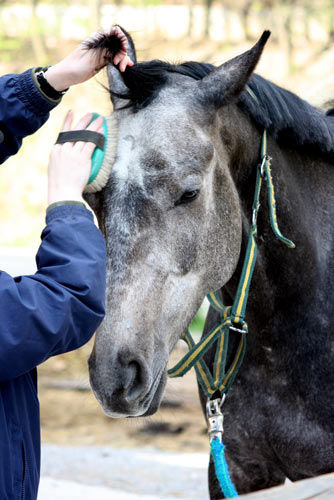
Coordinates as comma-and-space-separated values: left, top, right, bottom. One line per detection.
168, 129, 295, 498
168, 130, 294, 396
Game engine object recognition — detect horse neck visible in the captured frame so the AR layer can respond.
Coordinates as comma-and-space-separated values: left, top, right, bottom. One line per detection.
217, 105, 333, 332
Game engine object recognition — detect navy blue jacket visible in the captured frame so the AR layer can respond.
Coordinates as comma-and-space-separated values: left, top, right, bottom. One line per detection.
0, 69, 106, 499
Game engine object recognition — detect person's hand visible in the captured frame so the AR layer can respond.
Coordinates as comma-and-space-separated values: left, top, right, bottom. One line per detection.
44, 26, 133, 91
109, 25, 133, 72
48, 111, 103, 205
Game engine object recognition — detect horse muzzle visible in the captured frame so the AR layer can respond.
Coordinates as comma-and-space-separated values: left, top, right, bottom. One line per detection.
88, 346, 167, 418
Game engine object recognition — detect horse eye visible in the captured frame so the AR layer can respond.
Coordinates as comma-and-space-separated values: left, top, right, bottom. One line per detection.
175, 189, 200, 206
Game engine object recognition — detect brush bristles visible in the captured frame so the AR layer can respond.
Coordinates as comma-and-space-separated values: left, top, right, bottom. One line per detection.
84, 114, 118, 193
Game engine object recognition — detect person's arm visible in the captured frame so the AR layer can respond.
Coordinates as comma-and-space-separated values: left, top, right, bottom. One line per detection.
0, 203, 106, 382
0, 112, 107, 382
0, 26, 133, 164
0, 69, 60, 164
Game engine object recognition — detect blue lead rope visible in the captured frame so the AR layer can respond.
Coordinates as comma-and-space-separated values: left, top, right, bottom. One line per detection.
210, 439, 238, 498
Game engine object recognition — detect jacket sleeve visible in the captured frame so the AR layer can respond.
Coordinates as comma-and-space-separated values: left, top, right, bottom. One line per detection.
0, 68, 60, 164
0, 204, 106, 382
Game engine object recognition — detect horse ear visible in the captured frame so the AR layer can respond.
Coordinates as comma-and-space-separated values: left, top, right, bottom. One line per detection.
107, 65, 129, 109
106, 26, 137, 109
118, 26, 137, 64
84, 25, 137, 109
196, 31, 270, 108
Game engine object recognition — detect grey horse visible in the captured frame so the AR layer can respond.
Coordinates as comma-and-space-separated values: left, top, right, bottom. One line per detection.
85, 29, 334, 497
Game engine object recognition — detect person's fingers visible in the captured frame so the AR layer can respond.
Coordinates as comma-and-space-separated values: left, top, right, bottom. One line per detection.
70, 112, 95, 151
113, 49, 126, 66
119, 55, 133, 73
73, 116, 104, 152
86, 116, 104, 132
72, 112, 93, 132
53, 110, 74, 151
92, 45, 111, 72
61, 110, 73, 132
57, 112, 92, 151
113, 26, 129, 66
119, 56, 126, 73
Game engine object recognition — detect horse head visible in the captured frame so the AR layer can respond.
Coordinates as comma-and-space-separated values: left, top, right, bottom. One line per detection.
85, 30, 270, 417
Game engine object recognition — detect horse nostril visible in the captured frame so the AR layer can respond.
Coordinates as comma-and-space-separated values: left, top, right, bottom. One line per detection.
117, 353, 151, 403
123, 360, 140, 390
124, 361, 144, 401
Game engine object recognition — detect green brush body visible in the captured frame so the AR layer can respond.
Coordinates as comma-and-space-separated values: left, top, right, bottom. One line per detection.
84, 112, 118, 193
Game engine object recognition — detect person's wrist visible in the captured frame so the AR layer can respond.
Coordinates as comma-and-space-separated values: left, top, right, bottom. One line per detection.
44, 63, 74, 92
48, 188, 83, 206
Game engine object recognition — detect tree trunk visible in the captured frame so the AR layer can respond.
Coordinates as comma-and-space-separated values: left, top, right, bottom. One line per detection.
204, 0, 213, 39
257, 0, 278, 43
240, 1, 254, 41
303, 3, 313, 43
188, 0, 195, 38
222, 5, 232, 43
30, 0, 47, 64
284, 1, 295, 73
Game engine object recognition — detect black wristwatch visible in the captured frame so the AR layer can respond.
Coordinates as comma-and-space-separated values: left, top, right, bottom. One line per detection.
35, 67, 69, 100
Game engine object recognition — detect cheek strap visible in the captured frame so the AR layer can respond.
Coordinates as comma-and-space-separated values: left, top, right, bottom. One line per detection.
55, 130, 105, 150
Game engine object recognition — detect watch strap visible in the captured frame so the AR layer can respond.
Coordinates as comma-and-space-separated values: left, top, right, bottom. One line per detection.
35, 67, 69, 100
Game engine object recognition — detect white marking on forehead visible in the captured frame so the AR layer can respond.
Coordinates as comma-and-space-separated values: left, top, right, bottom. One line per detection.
113, 113, 146, 188
112, 95, 210, 190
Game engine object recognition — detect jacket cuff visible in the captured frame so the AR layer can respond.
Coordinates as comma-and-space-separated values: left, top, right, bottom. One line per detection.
46, 200, 86, 213
16, 68, 61, 116
31, 67, 64, 104
46, 203, 94, 224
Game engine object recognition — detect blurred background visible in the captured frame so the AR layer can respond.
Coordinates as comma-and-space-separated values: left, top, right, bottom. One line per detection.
0, 1, 333, 497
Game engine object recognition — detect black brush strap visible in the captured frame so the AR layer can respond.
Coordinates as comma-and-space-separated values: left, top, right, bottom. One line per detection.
56, 130, 105, 150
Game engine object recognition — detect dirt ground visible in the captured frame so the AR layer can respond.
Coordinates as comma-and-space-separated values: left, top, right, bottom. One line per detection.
38, 340, 209, 453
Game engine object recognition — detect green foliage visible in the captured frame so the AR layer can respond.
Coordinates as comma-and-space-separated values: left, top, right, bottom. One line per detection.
0, 36, 24, 62
0, 37, 21, 51
189, 301, 208, 335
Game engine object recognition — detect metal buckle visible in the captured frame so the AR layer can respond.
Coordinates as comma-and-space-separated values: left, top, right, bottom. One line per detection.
252, 201, 260, 226
260, 154, 272, 176
206, 396, 226, 442
259, 156, 266, 176
229, 324, 245, 334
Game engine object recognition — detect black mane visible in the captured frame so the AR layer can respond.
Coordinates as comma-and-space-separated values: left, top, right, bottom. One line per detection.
120, 61, 334, 161
239, 74, 334, 161
86, 33, 334, 161
113, 60, 214, 110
